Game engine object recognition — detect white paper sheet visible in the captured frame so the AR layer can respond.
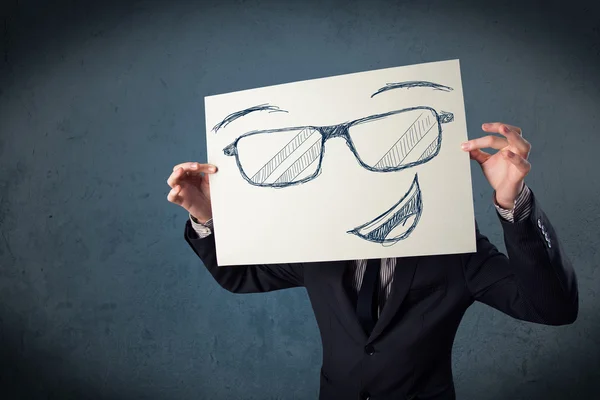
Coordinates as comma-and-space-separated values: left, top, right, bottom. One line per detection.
205, 59, 476, 266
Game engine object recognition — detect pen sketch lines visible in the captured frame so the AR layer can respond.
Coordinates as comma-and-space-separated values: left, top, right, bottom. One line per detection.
223, 106, 454, 188
212, 103, 288, 133
418, 139, 440, 162
371, 81, 453, 98
438, 110, 454, 124
274, 140, 322, 185
373, 111, 436, 169
250, 128, 322, 185
347, 173, 422, 246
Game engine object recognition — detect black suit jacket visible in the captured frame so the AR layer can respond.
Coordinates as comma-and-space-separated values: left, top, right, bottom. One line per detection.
184, 191, 578, 400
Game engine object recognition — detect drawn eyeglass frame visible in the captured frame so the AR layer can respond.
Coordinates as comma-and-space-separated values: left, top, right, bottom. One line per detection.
223, 106, 454, 188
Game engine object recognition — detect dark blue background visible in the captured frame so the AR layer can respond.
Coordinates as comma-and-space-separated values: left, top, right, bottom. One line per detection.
1, 1, 598, 399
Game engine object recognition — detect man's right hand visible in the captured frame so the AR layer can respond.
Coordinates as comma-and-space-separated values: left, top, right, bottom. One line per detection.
167, 162, 217, 224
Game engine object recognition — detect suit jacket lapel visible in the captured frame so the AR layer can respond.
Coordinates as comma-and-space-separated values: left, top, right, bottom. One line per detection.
322, 257, 419, 345
368, 256, 419, 343
324, 260, 368, 344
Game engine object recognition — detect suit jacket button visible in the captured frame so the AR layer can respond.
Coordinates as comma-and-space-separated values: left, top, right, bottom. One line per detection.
364, 345, 375, 355
360, 391, 371, 400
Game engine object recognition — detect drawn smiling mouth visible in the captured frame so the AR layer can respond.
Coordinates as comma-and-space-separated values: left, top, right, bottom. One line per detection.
347, 174, 423, 246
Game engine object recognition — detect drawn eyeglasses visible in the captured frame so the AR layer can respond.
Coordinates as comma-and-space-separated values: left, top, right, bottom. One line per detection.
223, 106, 454, 188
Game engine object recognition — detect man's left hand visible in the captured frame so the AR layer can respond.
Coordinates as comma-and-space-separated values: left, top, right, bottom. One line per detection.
461, 122, 531, 210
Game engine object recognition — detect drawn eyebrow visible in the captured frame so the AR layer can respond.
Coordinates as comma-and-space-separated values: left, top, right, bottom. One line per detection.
370, 81, 454, 98
212, 103, 289, 133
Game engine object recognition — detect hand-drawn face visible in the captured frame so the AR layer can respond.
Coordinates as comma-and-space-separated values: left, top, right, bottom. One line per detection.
215, 81, 455, 246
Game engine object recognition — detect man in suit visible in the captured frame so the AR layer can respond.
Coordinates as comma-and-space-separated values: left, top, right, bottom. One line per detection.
167, 122, 578, 400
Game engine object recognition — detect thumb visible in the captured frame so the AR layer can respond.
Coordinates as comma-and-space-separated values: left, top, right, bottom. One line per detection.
469, 149, 491, 165
201, 173, 211, 192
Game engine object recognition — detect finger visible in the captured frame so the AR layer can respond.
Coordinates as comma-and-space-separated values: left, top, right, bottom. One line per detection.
468, 149, 492, 164
496, 125, 531, 155
167, 166, 197, 188
172, 162, 218, 173
503, 150, 531, 174
167, 185, 183, 205
172, 162, 199, 171
168, 164, 217, 187
482, 122, 522, 136
483, 123, 531, 155
461, 135, 508, 151
167, 167, 185, 188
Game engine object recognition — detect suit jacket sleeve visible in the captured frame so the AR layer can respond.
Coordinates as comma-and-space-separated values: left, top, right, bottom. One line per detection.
462, 190, 578, 325
184, 220, 304, 293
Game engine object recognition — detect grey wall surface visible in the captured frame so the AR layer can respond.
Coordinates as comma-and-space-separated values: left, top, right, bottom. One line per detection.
1, 0, 598, 399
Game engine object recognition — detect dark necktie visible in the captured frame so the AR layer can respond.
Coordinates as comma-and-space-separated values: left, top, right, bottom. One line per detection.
356, 259, 381, 335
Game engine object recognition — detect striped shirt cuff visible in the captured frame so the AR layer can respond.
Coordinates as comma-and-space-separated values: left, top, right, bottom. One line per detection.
494, 185, 532, 223
190, 214, 213, 238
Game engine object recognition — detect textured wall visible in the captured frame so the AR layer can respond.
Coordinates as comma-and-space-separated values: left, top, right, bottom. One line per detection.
1, 0, 598, 399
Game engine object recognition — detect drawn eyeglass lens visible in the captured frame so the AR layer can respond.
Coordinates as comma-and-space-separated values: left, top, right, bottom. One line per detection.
236, 127, 323, 186
348, 108, 441, 171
